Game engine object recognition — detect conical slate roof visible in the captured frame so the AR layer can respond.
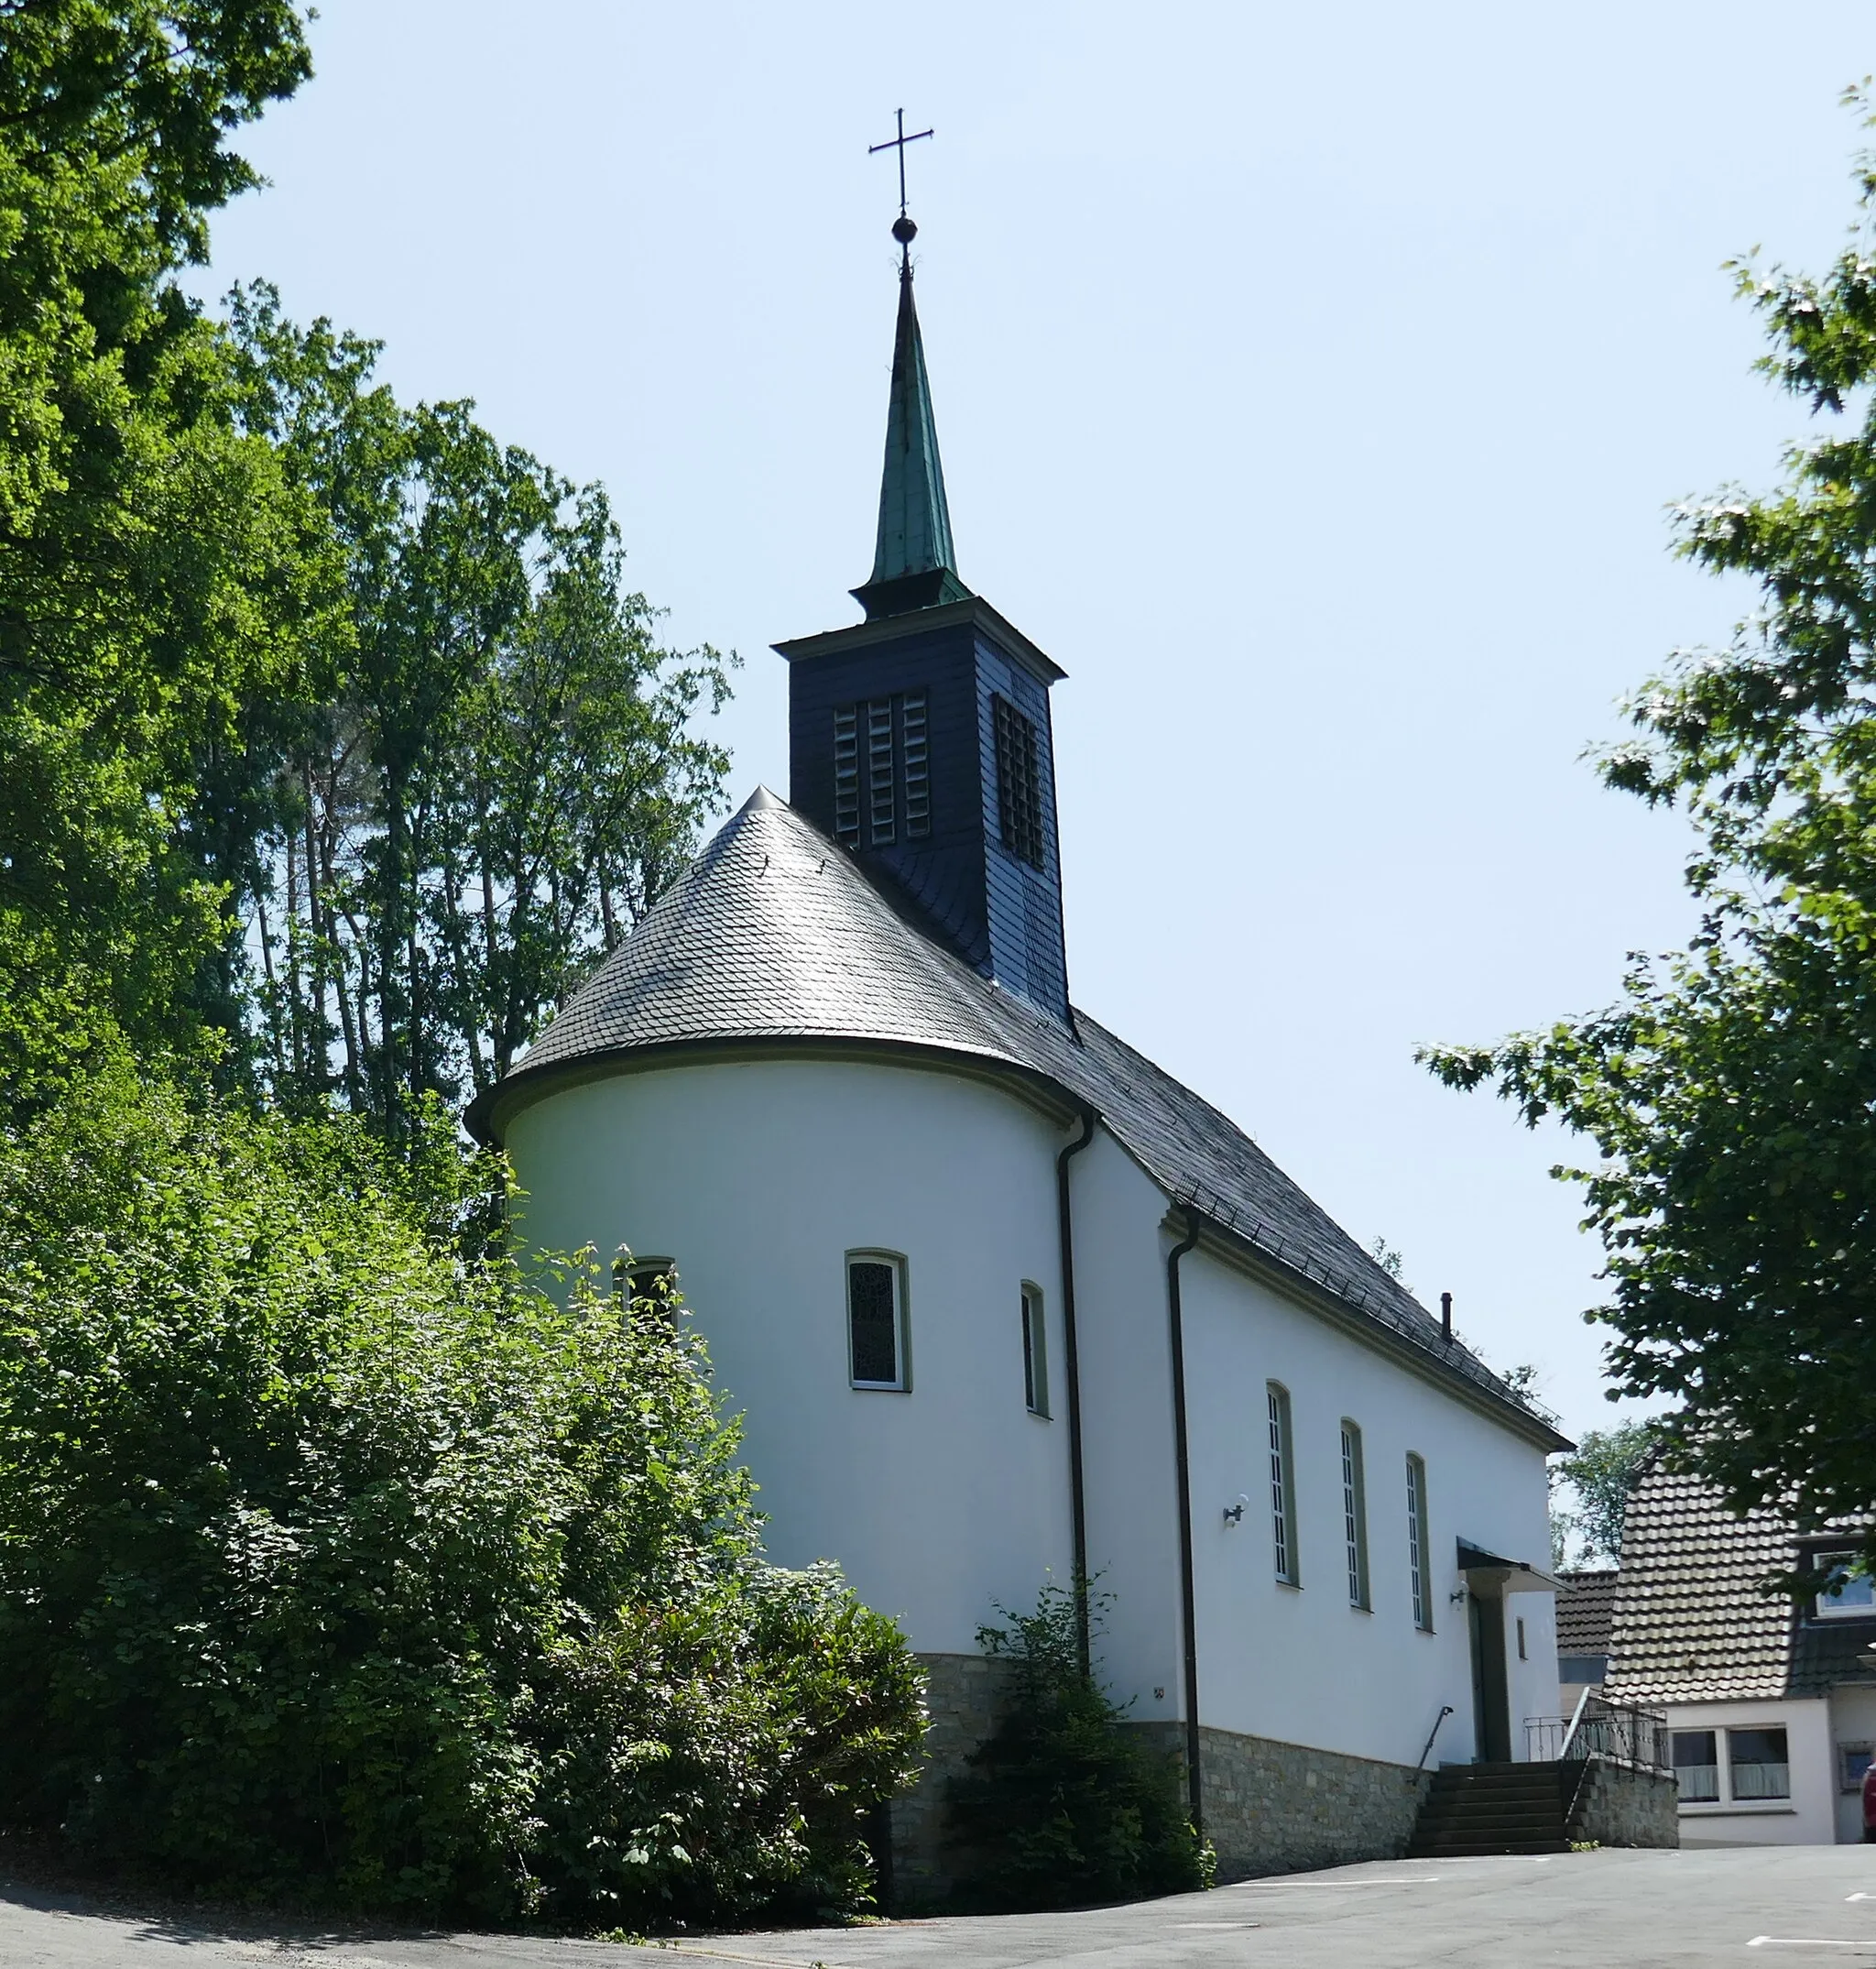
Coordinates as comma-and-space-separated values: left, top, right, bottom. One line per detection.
504, 787, 1025, 1081
474, 791, 1565, 1446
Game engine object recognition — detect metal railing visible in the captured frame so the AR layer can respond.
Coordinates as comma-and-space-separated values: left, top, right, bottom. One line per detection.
1524, 1690, 1670, 1772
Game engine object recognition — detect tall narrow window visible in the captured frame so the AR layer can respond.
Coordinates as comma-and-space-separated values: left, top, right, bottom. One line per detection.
846, 1252, 908, 1391
1267, 1384, 1299, 1584
1406, 1453, 1433, 1631
1020, 1283, 1049, 1417
1340, 1421, 1370, 1610
992, 693, 1045, 870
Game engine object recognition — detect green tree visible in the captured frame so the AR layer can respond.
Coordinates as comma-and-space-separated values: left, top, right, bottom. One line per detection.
0, 1, 330, 1103
1552, 1422, 1660, 1568
0, 1064, 922, 1920
1423, 99, 1876, 1575
211, 286, 734, 1130
945, 1581, 1212, 1911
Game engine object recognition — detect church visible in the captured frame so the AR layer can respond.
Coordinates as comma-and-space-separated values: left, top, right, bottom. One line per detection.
466, 184, 1568, 1891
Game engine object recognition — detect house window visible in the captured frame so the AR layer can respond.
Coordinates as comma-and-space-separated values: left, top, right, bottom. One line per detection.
1406, 1453, 1433, 1630
1020, 1283, 1049, 1417
1340, 1422, 1369, 1610
1814, 1552, 1876, 1619
1729, 1727, 1791, 1801
846, 1252, 909, 1391
1839, 1743, 1874, 1794
992, 693, 1045, 870
1517, 1616, 1528, 1661
1673, 1730, 1719, 1803
832, 694, 931, 848
1267, 1383, 1299, 1585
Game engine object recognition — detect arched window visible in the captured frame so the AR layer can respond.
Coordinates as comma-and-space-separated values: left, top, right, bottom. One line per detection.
1266, 1383, 1299, 1585
1340, 1420, 1370, 1610
613, 1254, 677, 1323
847, 1252, 910, 1391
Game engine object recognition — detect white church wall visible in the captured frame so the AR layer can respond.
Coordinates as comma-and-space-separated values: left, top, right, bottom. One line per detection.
1176, 1244, 1557, 1772
503, 1056, 1075, 1656
1064, 1129, 1186, 1734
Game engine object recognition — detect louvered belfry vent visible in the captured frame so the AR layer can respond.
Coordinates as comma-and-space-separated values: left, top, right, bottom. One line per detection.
831, 694, 933, 851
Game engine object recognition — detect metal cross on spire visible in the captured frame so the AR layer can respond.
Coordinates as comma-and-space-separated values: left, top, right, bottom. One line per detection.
869, 107, 933, 260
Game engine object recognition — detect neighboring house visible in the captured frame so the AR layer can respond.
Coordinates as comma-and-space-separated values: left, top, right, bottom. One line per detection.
1604, 1461, 1876, 1846
466, 205, 1568, 1891
1557, 1568, 1617, 1704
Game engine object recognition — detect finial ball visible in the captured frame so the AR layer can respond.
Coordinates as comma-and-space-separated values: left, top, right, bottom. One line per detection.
891, 213, 918, 246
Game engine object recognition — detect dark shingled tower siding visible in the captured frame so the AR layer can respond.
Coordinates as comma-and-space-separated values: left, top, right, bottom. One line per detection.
784, 612, 1069, 1023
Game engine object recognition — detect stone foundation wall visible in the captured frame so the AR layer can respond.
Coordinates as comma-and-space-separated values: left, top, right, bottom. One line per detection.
888, 1661, 1439, 1902
1135, 1723, 1431, 1881
887, 1651, 1010, 1905
1567, 1756, 1680, 1849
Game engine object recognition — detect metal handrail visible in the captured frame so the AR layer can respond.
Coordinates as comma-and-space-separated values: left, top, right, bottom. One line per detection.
1556, 1682, 1595, 1761
1525, 1692, 1670, 1773
1417, 1704, 1456, 1769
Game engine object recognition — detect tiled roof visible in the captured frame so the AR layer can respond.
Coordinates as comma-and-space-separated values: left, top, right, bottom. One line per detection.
472, 788, 1562, 1444
1556, 1570, 1619, 1655
1606, 1463, 1798, 1704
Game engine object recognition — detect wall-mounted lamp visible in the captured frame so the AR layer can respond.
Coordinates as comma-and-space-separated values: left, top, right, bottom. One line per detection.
1223, 1495, 1249, 1527
1448, 1585, 1469, 1605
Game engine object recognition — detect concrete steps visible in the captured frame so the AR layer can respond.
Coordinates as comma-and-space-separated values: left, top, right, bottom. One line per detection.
1407, 1761, 1574, 1857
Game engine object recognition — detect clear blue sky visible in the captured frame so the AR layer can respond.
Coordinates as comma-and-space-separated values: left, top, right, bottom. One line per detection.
198, 1, 1876, 1440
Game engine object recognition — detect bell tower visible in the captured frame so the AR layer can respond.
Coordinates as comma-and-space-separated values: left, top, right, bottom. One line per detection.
775, 145, 1071, 1024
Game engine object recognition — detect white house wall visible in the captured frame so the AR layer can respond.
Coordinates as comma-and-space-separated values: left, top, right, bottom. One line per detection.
1173, 1242, 1558, 1770
1663, 1697, 1836, 1847
1829, 1686, 1876, 1844
504, 1057, 1075, 1655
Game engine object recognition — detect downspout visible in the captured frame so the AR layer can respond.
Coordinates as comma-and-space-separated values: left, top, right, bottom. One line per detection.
1056, 1105, 1098, 1675
1166, 1209, 1204, 1834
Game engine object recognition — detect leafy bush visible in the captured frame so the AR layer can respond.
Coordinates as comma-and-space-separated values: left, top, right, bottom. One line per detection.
945, 1582, 1212, 1909
0, 1067, 922, 1922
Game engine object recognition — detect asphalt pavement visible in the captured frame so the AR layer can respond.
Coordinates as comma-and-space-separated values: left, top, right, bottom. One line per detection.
5, 1844, 1876, 1967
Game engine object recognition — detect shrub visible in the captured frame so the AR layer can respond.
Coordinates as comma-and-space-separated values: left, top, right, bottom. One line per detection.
945, 1581, 1212, 1909
0, 1067, 923, 1922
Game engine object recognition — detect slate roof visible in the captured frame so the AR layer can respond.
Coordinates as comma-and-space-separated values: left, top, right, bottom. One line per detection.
1605, 1461, 1876, 1705
471, 788, 1564, 1447
1556, 1570, 1619, 1656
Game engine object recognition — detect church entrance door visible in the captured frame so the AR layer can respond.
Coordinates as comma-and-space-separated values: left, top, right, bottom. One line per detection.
1467, 1587, 1511, 1763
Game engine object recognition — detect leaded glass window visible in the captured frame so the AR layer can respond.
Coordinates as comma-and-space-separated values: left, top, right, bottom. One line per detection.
847, 1253, 908, 1390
